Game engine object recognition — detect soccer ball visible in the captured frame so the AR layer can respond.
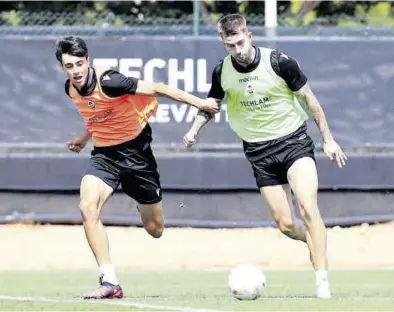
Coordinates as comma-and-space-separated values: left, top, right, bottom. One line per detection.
228, 264, 266, 300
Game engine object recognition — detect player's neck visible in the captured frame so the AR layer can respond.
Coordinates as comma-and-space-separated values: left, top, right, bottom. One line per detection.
75, 83, 85, 92
248, 46, 256, 66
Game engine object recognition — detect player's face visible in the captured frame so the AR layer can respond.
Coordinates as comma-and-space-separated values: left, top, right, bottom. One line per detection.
61, 54, 90, 89
221, 31, 253, 66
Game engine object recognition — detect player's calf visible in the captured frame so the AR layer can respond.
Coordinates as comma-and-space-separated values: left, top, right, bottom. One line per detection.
299, 202, 327, 265
298, 201, 326, 241
295, 190, 326, 261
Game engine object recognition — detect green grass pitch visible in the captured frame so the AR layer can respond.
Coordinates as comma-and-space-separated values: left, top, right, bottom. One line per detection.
0, 270, 393, 311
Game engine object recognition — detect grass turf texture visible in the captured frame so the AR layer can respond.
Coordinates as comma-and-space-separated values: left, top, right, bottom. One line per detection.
0, 270, 393, 311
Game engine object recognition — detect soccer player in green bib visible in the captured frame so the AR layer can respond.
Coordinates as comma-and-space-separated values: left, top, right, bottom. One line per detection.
184, 14, 347, 299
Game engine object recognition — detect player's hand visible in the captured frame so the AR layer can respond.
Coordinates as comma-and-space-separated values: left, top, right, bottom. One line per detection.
323, 139, 347, 168
199, 99, 220, 114
183, 129, 198, 149
66, 137, 88, 153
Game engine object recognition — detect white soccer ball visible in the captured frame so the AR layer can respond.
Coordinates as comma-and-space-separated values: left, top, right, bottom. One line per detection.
228, 264, 266, 300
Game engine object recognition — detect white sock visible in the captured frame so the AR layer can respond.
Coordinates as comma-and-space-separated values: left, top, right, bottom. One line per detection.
100, 264, 119, 286
315, 270, 329, 285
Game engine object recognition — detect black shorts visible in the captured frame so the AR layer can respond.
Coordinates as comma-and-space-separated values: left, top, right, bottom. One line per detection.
243, 123, 315, 188
84, 123, 162, 204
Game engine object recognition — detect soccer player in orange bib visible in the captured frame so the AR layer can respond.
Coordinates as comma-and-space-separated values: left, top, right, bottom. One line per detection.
55, 36, 218, 299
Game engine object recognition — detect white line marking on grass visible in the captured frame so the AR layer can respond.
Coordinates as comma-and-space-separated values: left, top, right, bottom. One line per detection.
345, 296, 394, 301
0, 295, 224, 312
260, 296, 394, 301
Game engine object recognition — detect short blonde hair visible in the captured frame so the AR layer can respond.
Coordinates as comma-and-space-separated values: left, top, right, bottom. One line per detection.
217, 14, 247, 38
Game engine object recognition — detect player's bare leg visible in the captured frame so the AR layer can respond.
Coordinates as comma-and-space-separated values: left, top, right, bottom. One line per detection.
287, 157, 331, 299
260, 184, 310, 244
138, 202, 164, 238
79, 174, 123, 299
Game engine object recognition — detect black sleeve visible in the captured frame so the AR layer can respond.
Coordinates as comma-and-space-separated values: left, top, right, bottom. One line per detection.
64, 79, 71, 98
270, 50, 307, 92
99, 70, 139, 97
207, 61, 225, 100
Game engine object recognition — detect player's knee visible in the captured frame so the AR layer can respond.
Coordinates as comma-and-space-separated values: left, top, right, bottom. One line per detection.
297, 192, 316, 208
298, 199, 320, 224
276, 215, 295, 236
144, 218, 164, 238
79, 199, 100, 224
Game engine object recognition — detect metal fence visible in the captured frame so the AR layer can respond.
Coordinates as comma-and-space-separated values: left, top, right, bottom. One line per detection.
0, 10, 196, 27
2, 8, 394, 37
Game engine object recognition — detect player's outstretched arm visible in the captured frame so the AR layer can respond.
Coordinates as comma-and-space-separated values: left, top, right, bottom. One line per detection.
295, 84, 347, 168
183, 61, 224, 149
135, 80, 219, 114
183, 98, 222, 149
